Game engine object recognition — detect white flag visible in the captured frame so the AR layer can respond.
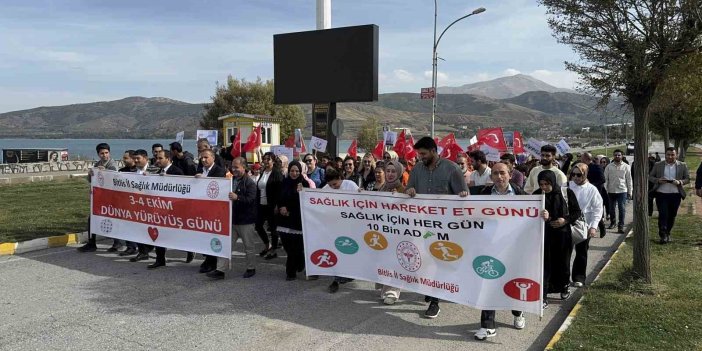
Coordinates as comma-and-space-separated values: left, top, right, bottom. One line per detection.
310, 136, 328, 152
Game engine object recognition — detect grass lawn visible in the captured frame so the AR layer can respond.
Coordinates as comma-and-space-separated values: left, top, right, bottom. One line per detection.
0, 179, 90, 243
553, 148, 702, 350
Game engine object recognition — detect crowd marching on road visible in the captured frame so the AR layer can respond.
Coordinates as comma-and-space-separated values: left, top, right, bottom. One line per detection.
73, 135, 698, 342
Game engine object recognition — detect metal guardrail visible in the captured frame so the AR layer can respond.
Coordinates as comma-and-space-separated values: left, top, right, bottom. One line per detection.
0, 161, 95, 175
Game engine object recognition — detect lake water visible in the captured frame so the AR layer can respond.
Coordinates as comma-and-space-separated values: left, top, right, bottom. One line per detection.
0, 138, 474, 162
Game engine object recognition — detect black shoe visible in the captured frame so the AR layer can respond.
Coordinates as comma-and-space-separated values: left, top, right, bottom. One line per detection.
147, 261, 166, 269
617, 227, 625, 234
328, 281, 340, 293
106, 245, 122, 253
119, 247, 137, 256
424, 301, 440, 319
199, 264, 215, 274
659, 237, 667, 244
608, 223, 616, 229
129, 253, 150, 262
665, 234, 671, 243
206, 270, 225, 280
243, 269, 256, 278
264, 251, 278, 260
286, 275, 297, 281
561, 289, 571, 300
77, 243, 97, 252
259, 248, 269, 257
185, 252, 194, 263
424, 295, 432, 303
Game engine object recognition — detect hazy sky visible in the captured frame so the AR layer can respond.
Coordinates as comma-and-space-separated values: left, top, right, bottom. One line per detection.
0, 0, 581, 112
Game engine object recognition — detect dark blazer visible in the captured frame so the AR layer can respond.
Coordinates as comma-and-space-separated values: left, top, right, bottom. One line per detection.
256, 168, 284, 207
277, 178, 310, 231
231, 176, 257, 225
173, 152, 197, 176
480, 182, 527, 196
197, 164, 226, 178
696, 162, 702, 190
587, 161, 606, 188
119, 166, 136, 173
163, 164, 184, 175
648, 160, 690, 199
198, 154, 226, 170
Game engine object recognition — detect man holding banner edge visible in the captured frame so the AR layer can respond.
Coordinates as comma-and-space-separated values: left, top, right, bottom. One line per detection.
405, 136, 468, 319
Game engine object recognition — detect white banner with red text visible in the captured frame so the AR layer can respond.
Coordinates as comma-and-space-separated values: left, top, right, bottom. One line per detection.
301, 189, 545, 315
90, 170, 232, 258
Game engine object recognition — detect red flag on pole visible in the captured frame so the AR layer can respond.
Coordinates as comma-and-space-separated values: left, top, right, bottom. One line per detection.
404, 134, 417, 160
438, 133, 456, 149
440, 141, 464, 161
372, 140, 385, 160
477, 128, 507, 151
393, 130, 406, 159
513, 131, 525, 154
347, 139, 358, 159
230, 129, 241, 158
284, 135, 295, 148
244, 125, 262, 152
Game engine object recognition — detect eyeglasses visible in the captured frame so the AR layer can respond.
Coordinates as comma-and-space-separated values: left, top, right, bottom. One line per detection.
571, 173, 583, 178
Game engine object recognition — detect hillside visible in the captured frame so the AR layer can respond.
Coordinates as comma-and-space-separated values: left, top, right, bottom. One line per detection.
0, 97, 204, 138
436, 74, 574, 99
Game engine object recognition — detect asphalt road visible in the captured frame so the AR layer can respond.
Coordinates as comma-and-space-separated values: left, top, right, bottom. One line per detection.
0, 202, 633, 351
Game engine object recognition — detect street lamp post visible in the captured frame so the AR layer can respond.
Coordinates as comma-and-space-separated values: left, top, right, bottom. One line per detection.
431, 4, 485, 138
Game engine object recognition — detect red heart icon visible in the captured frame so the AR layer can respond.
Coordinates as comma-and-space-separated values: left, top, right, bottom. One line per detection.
147, 227, 159, 241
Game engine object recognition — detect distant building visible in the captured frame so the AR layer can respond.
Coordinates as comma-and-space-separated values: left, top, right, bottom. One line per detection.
581, 127, 591, 132
218, 112, 282, 163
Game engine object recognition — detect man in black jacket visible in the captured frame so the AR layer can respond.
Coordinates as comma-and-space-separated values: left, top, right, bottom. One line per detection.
207, 157, 258, 280
195, 149, 227, 273
170, 142, 197, 176
695, 162, 702, 198
114, 150, 139, 256
147, 150, 185, 269
196, 138, 226, 170
475, 162, 528, 341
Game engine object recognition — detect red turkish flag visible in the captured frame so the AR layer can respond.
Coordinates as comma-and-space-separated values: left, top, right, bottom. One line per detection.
466, 140, 483, 153
284, 135, 295, 148
404, 135, 417, 160
244, 125, 262, 152
440, 140, 464, 161
230, 129, 241, 158
513, 131, 525, 154
372, 140, 385, 160
438, 133, 456, 149
477, 128, 507, 151
347, 139, 358, 159
393, 130, 406, 159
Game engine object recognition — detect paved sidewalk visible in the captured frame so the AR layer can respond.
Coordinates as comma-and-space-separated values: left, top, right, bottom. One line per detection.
0, 204, 632, 351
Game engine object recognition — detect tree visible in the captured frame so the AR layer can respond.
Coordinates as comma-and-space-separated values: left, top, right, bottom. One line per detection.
650, 53, 702, 160
539, 0, 702, 283
200, 76, 305, 144
358, 116, 380, 153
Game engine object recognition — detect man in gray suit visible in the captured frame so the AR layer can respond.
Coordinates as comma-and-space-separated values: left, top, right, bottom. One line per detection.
648, 147, 690, 244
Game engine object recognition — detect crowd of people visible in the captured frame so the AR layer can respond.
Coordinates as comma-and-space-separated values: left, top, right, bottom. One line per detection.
75, 136, 694, 341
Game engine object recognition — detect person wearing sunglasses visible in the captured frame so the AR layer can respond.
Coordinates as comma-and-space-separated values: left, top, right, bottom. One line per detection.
568, 163, 603, 288
341, 156, 362, 186
303, 153, 325, 188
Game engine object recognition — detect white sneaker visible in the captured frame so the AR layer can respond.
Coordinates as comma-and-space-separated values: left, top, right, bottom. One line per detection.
573, 281, 584, 288
383, 296, 397, 305
474, 328, 496, 341
513, 315, 526, 329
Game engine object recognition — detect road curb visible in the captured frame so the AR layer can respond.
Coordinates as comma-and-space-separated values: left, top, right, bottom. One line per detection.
0, 231, 88, 256
544, 228, 633, 350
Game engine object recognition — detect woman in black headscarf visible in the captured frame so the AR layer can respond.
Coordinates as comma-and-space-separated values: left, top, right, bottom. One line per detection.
533, 170, 582, 301
277, 161, 311, 280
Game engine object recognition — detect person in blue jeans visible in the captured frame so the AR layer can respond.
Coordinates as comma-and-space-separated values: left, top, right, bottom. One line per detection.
604, 150, 632, 234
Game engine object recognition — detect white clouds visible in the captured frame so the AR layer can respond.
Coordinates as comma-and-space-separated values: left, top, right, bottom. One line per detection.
393, 69, 416, 82
503, 68, 521, 76
528, 69, 580, 89
38, 50, 93, 64
423, 70, 449, 84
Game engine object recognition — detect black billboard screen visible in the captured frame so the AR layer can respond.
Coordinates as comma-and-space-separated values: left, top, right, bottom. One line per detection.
274, 24, 378, 104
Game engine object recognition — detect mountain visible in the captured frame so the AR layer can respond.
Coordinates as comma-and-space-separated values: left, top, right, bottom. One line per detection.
436, 74, 574, 99
0, 97, 204, 138
501, 91, 629, 123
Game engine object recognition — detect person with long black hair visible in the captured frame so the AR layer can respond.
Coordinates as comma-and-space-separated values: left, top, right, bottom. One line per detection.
277, 161, 313, 280
533, 170, 582, 301
256, 152, 284, 259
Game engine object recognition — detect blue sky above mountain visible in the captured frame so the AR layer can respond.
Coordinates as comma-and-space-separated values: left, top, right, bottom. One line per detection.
0, 0, 580, 113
